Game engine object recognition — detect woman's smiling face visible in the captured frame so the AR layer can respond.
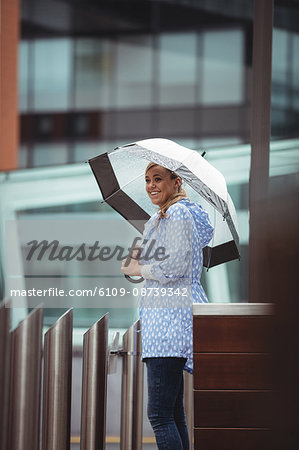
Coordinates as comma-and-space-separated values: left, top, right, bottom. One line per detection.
145, 165, 181, 208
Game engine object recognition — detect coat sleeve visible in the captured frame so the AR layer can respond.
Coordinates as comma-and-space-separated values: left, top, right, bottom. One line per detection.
195, 205, 214, 248
141, 204, 193, 285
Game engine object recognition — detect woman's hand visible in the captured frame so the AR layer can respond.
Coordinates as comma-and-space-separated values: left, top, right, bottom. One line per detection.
121, 245, 142, 276
121, 257, 142, 276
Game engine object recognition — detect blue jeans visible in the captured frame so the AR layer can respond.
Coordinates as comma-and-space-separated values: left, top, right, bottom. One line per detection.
144, 357, 190, 450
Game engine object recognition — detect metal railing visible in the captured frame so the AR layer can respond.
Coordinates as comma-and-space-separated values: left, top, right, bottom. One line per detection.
0, 300, 11, 450
120, 320, 144, 450
8, 306, 43, 450
80, 313, 109, 450
42, 309, 73, 450
0, 302, 194, 449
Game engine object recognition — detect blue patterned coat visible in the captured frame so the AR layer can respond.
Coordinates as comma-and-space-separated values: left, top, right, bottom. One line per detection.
140, 198, 214, 373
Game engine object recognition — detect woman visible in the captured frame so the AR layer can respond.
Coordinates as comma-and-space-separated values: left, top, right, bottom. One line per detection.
121, 162, 213, 450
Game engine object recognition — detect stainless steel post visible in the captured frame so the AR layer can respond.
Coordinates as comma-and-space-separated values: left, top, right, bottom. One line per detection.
80, 313, 109, 450
120, 320, 144, 450
120, 323, 134, 450
42, 309, 73, 450
0, 300, 11, 450
184, 371, 194, 449
133, 320, 143, 449
8, 306, 43, 450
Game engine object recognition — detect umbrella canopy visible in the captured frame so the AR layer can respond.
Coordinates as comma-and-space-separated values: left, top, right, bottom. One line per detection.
89, 138, 240, 268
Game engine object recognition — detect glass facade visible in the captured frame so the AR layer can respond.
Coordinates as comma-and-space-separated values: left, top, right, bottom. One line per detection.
271, 2, 299, 139
19, 2, 253, 168
0, 0, 298, 329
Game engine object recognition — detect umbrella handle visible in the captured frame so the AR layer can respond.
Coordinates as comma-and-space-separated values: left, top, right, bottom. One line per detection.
124, 275, 144, 284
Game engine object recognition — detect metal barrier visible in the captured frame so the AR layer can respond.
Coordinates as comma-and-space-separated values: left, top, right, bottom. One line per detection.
42, 309, 73, 450
8, 306, 43, 450
184, 371, 194, 448
1, 305, 193, 449
80, 313, 109, 450
0, 300, 11, 450
120, 320, 144, 450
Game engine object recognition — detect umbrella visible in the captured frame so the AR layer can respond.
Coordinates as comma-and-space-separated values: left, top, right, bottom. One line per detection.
88, 138, 240, 269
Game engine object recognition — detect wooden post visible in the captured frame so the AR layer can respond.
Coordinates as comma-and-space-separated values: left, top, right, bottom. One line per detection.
249, 0, 274, 302
0, 0, 19, 171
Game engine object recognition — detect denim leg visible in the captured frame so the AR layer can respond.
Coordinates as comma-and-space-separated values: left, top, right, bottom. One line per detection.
174, 376, 190, 450
145, 357, 190, 450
